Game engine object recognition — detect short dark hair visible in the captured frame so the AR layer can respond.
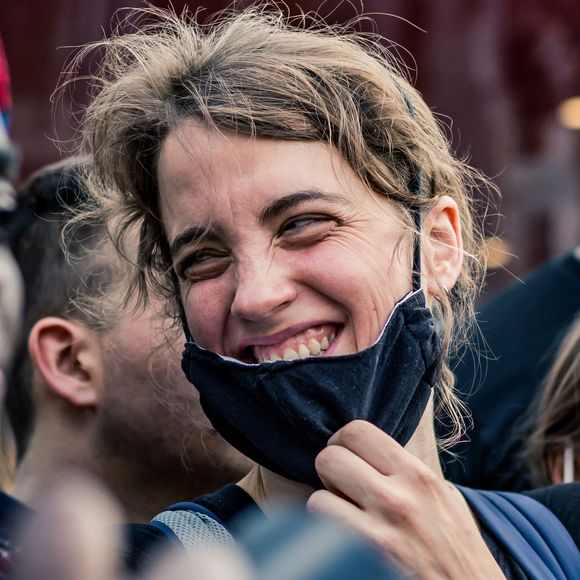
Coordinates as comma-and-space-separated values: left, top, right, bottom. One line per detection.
4, 160, 112, 458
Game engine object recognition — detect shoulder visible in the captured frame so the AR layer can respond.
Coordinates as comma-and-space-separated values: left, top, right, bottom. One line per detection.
121, 522, 174, 575
194, 483, 258, 526
0, 492, 32, 575
121, 504, 231, 575
523, 483, 580, 549
457, 485, 580, 578
0, 491, 31, 541
121, 484, 260, 574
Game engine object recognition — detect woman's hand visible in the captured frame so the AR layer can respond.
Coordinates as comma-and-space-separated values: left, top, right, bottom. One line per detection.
307, 420, 505, 580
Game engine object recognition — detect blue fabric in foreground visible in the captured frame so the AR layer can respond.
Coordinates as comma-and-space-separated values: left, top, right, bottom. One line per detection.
457, 486, 580, 580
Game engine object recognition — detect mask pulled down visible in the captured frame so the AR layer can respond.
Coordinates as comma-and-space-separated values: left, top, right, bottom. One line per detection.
182, 288, 441, 488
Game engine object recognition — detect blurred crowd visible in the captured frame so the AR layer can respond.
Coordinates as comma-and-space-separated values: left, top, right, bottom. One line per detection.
0, 6, 578, 579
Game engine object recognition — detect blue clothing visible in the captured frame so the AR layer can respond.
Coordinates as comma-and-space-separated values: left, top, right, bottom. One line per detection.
0, 491, 31, 576
135, 485, 401, 579
459, 485, 580, 579
122, 483, 255, 574
125, 483, 580, 579
0, 491, 28, 531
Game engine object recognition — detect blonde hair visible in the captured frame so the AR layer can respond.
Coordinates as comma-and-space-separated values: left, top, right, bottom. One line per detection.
67, 5, 495, 447
527, 316, 580, 486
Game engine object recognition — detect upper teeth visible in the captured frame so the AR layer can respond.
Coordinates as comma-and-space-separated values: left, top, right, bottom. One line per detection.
255, 333, 335, 363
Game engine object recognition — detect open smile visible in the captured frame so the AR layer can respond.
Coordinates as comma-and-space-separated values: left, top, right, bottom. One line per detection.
238, 323, 342, 363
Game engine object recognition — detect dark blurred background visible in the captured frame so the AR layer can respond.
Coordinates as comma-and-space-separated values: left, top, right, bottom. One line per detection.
1, 0, 579, 297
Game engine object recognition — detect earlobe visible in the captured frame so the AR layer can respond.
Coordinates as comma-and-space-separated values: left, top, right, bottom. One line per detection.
424, 196, 463, 295
28, 317, 102, 408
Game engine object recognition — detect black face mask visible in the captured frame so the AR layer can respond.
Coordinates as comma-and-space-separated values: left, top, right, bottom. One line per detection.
182, 287, 441, 488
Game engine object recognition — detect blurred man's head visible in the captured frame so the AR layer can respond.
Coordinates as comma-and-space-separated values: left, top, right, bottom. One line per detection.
4, 160, 251, 520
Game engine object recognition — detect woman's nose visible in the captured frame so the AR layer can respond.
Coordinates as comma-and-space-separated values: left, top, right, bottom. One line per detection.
230, 257, 296, 322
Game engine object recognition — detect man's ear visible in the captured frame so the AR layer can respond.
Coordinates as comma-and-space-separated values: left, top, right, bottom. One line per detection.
424, 195, 463, 295
28, 317, 103, 408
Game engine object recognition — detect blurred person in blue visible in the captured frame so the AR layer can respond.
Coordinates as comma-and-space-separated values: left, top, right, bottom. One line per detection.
70, 6, 579, 578
442, 246, 580, 491
0, 159, 252, 574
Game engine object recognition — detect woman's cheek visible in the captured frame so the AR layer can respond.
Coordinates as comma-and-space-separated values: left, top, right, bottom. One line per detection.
307, 243, 406, 340
183, 281, 230, 349
295, 240, 379, 298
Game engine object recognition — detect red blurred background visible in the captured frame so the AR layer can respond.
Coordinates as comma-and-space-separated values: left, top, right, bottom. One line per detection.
1, 0, 579, 296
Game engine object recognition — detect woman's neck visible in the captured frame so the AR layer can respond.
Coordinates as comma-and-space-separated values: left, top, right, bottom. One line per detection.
237, 465, 313, 514
404, 396, 445, 478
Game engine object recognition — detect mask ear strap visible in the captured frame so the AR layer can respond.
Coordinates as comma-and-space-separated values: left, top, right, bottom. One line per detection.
411, 203, 422, 292
170, 268, 194, 343
400, 92, 423, 293
179, 303, 194, 343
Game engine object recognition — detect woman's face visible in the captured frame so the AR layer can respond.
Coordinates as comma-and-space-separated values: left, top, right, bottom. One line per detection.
157, 123, 412, 363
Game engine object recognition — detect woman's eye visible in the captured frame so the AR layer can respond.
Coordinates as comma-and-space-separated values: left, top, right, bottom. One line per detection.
176, 251, 231, 282
279, 215, 337, 241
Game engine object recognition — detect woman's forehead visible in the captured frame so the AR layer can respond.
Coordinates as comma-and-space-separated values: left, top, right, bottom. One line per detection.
159, 123, 350, 183
156, 123, 369, 224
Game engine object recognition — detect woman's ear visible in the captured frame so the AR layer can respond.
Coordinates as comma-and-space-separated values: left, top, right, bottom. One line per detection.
28, 317, 103, 408
424, 196, 463, 295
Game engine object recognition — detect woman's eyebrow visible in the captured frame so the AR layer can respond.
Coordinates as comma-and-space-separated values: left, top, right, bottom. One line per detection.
170, 190, 343, 256
258, 190, 342, 226
169, 224, 222, 257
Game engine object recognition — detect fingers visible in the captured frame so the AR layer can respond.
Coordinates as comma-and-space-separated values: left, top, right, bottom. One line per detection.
320, 421, 439, 513
14, 472, 122, 580
327, 420, 421, 477
308, 489, 380, 537
307, 490, 407, 571
316, 443, 433, 531
315, 443, 384, 506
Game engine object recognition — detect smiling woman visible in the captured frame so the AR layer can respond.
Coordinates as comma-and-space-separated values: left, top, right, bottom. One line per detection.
67, 5, 580, 579
74, 5, 485, 453
158, 128, 413, 359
